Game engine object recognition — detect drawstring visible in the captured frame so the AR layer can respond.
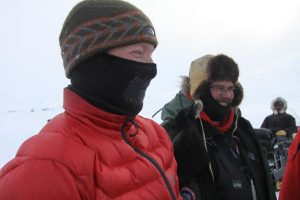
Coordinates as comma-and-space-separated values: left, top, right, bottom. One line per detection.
232, 108, 239, 134
198, 116, 215, 183
120, 116, 139, 138
193, 100, 215, 182
120, 116, 177, 200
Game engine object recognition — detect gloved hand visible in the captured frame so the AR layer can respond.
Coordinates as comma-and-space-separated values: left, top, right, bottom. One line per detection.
174, 100, 202, 130
172, 100, 209, 177
275, 130, 287, 136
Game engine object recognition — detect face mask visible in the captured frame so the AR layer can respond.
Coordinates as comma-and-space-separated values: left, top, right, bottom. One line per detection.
69, 53, 157, 116
201, 90, 231, 121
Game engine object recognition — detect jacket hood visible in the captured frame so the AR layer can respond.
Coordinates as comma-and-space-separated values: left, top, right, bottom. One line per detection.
160, 78, 193, 122
271, 97, 287, 114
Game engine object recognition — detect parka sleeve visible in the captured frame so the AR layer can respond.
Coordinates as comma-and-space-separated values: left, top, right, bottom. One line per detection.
285, 115, 297, 136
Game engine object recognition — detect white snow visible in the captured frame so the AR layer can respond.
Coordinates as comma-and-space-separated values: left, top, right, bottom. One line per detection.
0, 108, 63, 168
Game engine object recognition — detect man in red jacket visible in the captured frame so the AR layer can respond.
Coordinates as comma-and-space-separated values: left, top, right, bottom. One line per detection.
279, 128, 300, 200
0, 1, 182, 200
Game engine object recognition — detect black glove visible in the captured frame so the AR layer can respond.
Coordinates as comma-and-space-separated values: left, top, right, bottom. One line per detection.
174, 100, 202, 130
173, 101, 209, 177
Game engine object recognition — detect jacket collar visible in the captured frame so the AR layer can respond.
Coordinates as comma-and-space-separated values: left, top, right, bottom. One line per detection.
63, 87, 129, 131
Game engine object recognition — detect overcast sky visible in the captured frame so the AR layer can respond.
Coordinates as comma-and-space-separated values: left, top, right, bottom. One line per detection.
1, 0, 300, 128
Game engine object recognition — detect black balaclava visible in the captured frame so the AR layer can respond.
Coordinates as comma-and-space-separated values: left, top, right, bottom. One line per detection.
201, 89, 231, 121
68, 52, 157, 117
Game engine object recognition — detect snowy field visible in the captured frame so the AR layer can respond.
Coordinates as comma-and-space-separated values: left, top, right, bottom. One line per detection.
0, 107, 63, 168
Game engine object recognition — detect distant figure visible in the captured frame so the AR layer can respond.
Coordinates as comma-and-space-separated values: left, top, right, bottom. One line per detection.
0, 1, 182, 200
279, 127, 300, 200
261, 97, 297, 139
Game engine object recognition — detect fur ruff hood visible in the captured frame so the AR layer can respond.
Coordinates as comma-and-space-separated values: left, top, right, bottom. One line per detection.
271, 97, 287, 115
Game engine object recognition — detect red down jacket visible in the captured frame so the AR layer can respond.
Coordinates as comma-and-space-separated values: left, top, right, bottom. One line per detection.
279, 128, 300, 200
0, 88, 182, 200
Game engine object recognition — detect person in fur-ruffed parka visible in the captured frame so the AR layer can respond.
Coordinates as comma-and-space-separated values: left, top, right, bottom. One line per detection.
261, 97, 297, 139
161, 54, 276, 200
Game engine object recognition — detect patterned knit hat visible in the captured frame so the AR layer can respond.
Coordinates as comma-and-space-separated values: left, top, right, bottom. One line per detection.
59, 0, 158, 77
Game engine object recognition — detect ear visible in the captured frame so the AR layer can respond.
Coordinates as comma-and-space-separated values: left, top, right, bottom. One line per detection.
232, 82, 243, 106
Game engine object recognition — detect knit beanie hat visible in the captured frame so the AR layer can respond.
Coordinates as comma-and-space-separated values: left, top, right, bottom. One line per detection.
189, 54, 243, 107
59, 0, 158, 77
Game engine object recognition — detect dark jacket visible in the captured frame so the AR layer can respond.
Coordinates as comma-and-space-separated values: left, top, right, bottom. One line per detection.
161, 91, 276, 200
261, 97, 297, 138
261, 113, 297, 137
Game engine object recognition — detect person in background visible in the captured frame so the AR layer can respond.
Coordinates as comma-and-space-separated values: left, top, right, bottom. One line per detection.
261, 97, 297, 139
279, 127, 300, 200
0, 1, 182, 199
161, 54, 276, 200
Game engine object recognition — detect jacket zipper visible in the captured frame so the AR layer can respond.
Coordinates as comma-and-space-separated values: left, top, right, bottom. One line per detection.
120, 119, 177, 200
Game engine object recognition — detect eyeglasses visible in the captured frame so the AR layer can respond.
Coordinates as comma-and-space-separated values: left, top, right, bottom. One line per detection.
210, 85, 235, 94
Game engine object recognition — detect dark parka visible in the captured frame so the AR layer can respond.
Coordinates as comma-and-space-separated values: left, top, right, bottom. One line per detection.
261, 97, 297, 138
161, 77, 276, 200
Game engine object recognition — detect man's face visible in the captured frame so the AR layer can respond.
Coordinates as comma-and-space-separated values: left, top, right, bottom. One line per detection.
107, 42, 155, 63
210, 80, 235, 106
274, 100, 283, 112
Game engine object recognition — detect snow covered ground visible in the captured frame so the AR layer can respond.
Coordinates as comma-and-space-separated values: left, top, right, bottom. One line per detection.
0, 107, 63, 168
